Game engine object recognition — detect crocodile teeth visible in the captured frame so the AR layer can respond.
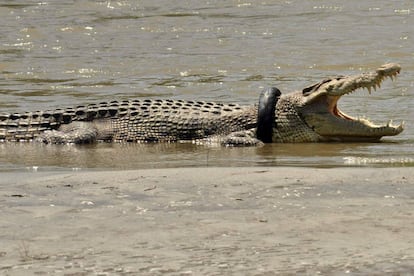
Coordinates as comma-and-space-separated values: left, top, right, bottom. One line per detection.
365, 71, 399, 95
386, 120, 405, 130
389, 71, 399, 81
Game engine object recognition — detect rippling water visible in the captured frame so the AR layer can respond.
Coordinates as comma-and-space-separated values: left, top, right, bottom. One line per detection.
0, 0, 413, 170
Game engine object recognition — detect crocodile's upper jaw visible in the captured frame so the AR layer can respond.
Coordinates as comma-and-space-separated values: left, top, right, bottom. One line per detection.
298, 63, 404, 142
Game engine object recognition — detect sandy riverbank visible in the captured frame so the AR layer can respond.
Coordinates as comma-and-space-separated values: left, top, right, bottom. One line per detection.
1, 167, 413, 275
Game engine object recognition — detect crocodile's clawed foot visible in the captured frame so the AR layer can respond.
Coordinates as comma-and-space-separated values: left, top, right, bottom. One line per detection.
221, 130, 264, 147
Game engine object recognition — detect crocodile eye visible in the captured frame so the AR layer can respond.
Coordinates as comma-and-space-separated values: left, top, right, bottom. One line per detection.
302, 79, 333, 96
302, 84, 317, 95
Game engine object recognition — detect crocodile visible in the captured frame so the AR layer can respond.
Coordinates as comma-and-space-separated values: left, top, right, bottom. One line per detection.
0, 63, 404, 145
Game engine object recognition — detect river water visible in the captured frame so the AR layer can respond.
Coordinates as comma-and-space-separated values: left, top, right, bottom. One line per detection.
0, 0, 413, 170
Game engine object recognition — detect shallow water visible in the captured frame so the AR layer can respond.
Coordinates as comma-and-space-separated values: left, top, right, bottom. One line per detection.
1, 142, 413, 172
0, 0, 413, 170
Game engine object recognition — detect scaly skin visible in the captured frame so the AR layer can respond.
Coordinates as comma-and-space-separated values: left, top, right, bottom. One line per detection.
0, 63, 404, 145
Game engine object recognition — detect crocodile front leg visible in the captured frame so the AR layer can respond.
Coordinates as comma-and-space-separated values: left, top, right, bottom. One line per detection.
220, 87, 280, 146
221, 129, 263, 146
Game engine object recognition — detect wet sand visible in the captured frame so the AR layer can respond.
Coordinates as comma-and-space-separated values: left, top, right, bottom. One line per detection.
1, 167, 414, 275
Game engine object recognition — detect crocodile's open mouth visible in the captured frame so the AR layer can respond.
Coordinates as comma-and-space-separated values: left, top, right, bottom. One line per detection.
302, 64, 404, 142
326, 94, 404, 141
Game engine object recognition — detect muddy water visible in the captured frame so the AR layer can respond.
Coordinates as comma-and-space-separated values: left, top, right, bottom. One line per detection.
0, 0, 413, 170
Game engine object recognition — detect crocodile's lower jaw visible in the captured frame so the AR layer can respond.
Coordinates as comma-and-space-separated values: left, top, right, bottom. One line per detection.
304, 96, 404, 142
320, 135, 387, 143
